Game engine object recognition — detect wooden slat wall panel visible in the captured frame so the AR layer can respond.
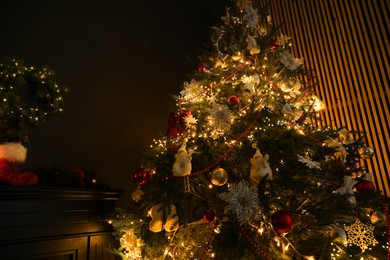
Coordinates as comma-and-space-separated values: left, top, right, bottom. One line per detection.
258, 0, 390, 196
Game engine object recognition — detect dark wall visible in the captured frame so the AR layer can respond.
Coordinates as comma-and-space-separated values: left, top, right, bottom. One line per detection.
0, 0, 226, 202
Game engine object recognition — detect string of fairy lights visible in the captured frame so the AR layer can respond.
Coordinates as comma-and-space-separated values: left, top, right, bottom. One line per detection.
138, 56, 388, 259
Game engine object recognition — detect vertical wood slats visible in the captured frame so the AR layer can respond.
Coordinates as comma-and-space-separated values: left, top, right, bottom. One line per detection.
258, 0, 390, 196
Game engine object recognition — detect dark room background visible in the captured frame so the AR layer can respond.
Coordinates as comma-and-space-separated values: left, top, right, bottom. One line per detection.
0, 0, 227, 201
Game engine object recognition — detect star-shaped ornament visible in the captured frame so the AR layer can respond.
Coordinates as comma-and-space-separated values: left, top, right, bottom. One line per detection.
344, 219, 378, 252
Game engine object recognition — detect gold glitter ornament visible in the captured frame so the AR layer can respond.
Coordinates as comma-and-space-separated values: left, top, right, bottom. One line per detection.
358, 146, 375, 159
211, 167, 228, 186
120, 229, 144, 259
344, 219, 378, 252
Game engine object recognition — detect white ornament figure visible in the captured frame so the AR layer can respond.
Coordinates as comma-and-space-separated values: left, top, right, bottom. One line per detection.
250, 148, 273, 186
333, 175, 358, 206
149, 204, 179, 233
172, 142, 193, 177
247, 36, 260, 55
173, 141, 193, 192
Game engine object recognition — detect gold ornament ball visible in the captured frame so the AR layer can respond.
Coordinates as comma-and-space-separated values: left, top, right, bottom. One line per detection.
211, 167, 228, 186
358, 146, 375, 159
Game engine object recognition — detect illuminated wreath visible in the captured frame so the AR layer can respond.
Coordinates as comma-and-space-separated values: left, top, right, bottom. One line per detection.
0, 58, 68, 138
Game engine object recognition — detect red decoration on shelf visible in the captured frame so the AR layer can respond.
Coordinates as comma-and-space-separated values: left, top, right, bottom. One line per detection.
269, 40, 279, 50
133, 168, 150, 186
72, 166, 86, 186
203, 210, 216, 222
271, 211, 294, 234
197, 63, 205, 72
356, 179, 375, 193
0, 142, 38, 186
228, 95, 240, 107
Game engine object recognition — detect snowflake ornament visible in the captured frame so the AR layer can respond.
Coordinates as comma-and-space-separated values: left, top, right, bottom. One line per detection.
279, 51, 304, 70
208, 103, 233, 131
297, 154, 322, 170
277, 34, 292, 46
324, 137, 348, 162
333, 176, 358, 195
344, 219, 378, 252
219, 180, 260, 225
180, 79, 203, 102
333, 176, 358, 206
243, 5, 258, 30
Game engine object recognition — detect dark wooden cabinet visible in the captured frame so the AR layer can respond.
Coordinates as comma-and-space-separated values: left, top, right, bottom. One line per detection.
0, 186, 122, 259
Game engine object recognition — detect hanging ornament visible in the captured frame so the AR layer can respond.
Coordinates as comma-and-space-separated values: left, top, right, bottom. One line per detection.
173, 142, 193, 177
358, 146, 375, 159
119, 229, 144, 259
167, 112, 184, 138
232, 52, 242, 61
173, 141, 193, 192
344, 219, 378, 252
149, 204, 179, 233
203, 210, 216, 222
370, 211, 386, 224
131, 186, 144, 202
228, 95, 240, 107
211, 167, 228, 186
247, 36, 260, 55
197, 63, 205, 72
271, 211, 294, 234
269, 40, 279, 50
249, 147, 272, 186
356, 179, 375, 193
279, 79, 296, 92
133, 168, 150, 186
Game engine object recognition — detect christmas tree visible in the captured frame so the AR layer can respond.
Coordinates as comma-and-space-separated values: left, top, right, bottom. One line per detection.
111, 1, 389, 259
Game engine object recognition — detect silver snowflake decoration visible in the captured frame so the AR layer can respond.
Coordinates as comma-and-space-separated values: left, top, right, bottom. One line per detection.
297, 154, 322, 170
180, 79, 203, 102
279, 51, 304, 70
243, 5, 258, 30
219, 180, 260, 225
277, 34, 292, 46
208, 103, 233, 131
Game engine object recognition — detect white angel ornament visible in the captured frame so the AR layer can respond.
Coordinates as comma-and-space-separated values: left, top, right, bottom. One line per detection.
249, 147, 273, 186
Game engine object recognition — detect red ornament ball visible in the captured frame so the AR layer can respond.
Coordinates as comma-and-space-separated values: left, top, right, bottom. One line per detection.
356, 179, 375, 193
228, 95, 240, 107
197, 63, 205, 72
271, 211, 294, 234
133, 168, 150, 186
203, 210, 216, 222
269, 40, 279, 50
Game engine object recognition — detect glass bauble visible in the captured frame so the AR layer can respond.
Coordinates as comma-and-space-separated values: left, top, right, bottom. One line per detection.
356, 179, 375, 193
211, 167, 228, 186
358, 146, 375, 159
271, 211, 294, 234
133, 168, 150, 186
